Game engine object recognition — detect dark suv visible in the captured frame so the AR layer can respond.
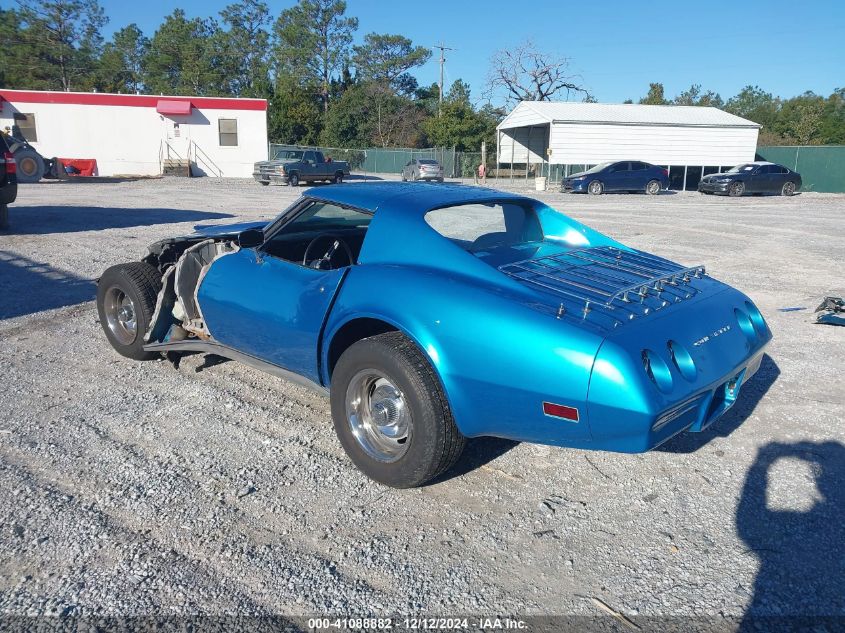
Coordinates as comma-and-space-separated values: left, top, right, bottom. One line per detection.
0, 133, 18, 230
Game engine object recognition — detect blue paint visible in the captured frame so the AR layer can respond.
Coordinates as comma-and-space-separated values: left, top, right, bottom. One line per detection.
193, 183, 772, 453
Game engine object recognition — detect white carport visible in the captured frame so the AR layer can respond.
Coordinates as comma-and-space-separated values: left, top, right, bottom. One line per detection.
496, 101, 761, 190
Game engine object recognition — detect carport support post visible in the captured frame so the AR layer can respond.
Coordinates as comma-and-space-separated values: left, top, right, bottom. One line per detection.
526, 125, 532, 181
683, 165, 688, 191
509, 132, 514, 183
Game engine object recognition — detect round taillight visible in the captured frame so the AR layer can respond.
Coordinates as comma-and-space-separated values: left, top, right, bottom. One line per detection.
668, 340, 696, 381
642, 349, 673, 393
745, 301, 766, 334
735, 308, 756, 343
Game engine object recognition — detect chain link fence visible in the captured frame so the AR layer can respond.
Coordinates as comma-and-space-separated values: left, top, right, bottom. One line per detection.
268, 143, 498, 181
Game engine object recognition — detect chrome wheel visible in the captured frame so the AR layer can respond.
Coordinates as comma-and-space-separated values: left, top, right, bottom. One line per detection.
646, 180, 660, 195
103, 286, 137, 346
782, 181, 796, 196
729, 181, 745, 197
588, 180, 603, 195
345, 370, 411, 463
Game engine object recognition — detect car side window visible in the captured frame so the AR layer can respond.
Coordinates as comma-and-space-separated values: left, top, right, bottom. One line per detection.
609, 162, 628, 173
303, 151, 316, 164
425, 202, 544, 254
631, 162, 646, 171
261, 201, 373, 265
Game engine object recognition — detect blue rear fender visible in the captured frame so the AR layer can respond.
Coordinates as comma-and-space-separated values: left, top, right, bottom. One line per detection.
322, 264, 605, 445
586, 285, 772, 452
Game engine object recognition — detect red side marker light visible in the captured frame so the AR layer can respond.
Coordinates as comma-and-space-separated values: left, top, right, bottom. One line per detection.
543, 402, 580, 422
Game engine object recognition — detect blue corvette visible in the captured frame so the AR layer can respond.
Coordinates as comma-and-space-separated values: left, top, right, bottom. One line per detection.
97, 183, 771, 487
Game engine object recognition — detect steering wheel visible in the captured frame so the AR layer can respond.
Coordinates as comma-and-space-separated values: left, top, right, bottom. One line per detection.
302, 233, 355, 270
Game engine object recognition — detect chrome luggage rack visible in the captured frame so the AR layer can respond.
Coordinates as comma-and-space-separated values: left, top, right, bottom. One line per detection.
499, 246, 706, 328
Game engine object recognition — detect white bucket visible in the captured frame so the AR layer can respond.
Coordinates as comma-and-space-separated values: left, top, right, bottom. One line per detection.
535, 176, 547, 191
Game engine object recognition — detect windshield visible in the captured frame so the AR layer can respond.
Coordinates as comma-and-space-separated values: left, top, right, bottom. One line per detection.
580, 162, 613, 175
273, 150, 304, 160
727, 164, 756, 173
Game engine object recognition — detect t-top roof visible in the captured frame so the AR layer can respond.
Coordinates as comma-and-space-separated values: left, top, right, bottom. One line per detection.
303, 182, 529, 214
498, 101, 760, 130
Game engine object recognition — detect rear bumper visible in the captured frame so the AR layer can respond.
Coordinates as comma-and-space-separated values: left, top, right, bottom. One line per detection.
586, 344, 769, 453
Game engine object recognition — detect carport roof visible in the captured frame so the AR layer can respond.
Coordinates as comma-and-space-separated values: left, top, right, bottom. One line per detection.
498, 101, 760, 130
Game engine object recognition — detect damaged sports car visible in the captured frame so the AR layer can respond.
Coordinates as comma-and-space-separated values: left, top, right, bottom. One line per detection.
97, 183, 772, 487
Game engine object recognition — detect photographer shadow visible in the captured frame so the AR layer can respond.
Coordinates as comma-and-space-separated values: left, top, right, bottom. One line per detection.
737, 440, 845, 630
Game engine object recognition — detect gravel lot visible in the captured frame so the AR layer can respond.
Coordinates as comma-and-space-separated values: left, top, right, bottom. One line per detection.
0, 177, 843, 628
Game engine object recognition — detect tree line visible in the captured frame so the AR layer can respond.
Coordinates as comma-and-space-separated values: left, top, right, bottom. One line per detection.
1, 0, 842, 150
633, 83, 845, 145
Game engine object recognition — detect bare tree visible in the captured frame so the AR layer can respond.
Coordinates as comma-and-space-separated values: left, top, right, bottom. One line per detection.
487, 40, 590, 104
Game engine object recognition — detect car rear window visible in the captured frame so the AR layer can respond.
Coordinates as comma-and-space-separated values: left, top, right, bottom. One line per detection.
418, 159, 439, 165
425, 202, 543, 253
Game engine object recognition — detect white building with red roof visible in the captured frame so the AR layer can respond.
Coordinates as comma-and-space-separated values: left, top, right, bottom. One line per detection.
0, 89, 268, 178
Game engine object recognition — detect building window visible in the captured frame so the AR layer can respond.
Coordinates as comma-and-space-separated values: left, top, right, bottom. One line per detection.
13, 112, 37, 142
218, 118, 238, 146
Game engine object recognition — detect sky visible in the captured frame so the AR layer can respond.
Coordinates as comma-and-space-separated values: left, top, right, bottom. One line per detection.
67, 0, 845, 104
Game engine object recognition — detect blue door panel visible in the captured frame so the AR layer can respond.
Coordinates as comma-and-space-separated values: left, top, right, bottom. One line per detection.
197, 249, 345, 382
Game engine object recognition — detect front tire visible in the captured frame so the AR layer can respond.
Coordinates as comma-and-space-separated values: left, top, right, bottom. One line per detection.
646, 179, 660, 195
588, 180, 603, 195
96, 262, 162, 361
330, 332, 465, 488
288, 173, 300, 187
729, 181, 745, 197
781, 181, 796, 196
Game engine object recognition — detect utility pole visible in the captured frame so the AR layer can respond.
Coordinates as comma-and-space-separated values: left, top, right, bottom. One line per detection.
433, 43, 453, 117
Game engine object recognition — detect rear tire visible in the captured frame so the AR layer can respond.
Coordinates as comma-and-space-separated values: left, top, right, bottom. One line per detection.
646, 179, 660, 195
781, 181, 796, 196
330, 331, 465, 488
96, 262, 162, 361
728, 181, 745, 197
259, 181, 269, 186
14, 149, 44, 184
588, 180, 603, 195
334, 172, 344, 184
0, 204, 8, 230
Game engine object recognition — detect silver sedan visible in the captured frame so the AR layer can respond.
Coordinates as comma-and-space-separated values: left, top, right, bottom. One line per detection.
401, 158, 444, 182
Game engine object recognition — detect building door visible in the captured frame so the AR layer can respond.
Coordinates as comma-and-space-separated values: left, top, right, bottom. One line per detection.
162, 117, 190, 164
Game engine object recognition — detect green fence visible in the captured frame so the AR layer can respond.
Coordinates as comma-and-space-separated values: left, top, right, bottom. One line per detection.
756, 145, 845, 193
269, 144, 470, 176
